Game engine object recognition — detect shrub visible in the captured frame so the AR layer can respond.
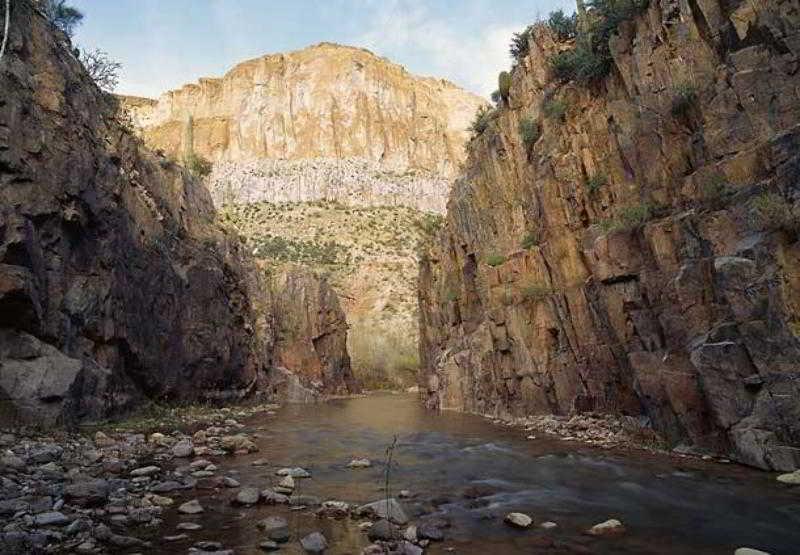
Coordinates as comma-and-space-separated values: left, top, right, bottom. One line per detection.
550, 42, 611, 84
518, 118, 540, 149
542, 97, 568, 121
80, 48, 121, 91
186, 152, 213, 178
549, 0, 649, 85
701, 174, 729, 200
485, 253, 506, 267
749, 193, 798, 233
41, 0, 83, 37
520, 230, 540, 249
671, 83, 697, 117
470, 105, 495, 137
520, 282, 552, 302
498, 71, 512, 103
619, 203, 652, 228
509, 27, 532, 63
585, 173, 608, 195
444, 289, 458, 302
547, 9, 578, 40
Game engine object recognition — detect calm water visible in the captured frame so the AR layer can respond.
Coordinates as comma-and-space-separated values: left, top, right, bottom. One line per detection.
160, 394, 800, 554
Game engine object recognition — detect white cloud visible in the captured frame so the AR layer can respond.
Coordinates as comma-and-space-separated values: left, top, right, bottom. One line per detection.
353, 0, 517, 98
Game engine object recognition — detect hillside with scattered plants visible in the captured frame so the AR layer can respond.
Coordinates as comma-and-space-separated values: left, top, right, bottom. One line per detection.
220, 200, 443, 388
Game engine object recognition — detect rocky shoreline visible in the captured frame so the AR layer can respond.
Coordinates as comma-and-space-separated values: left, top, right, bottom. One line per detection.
2, 397, 797, 554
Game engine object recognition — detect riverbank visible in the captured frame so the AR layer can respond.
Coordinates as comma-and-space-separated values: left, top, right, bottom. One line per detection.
1, 394, 797, 554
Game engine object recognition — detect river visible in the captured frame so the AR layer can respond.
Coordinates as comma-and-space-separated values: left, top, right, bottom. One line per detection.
159, 393, 800, 554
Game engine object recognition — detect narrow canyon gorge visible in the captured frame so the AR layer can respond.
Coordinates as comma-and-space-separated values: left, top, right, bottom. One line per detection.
0, 0, 798, 554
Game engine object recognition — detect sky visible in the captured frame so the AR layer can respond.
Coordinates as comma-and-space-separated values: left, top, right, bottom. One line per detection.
71, 0, 576, 99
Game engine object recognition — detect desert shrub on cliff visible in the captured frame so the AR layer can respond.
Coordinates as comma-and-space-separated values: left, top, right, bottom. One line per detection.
186, 153, 213, 178
749, 193, 799, 234
549, 0, 649, 85
671, 83, 698, 117
619, 203, 652, 228
485, 253, 506, 267
498, 71, 512, 103
585, 173, 608, 195
518, 118, 540, 149
80, 48, 121, 91
40, 0, 83, 37
520, 230, 540, 249
547, 9, 578, 40
470, 105, 495, 137
509, 26, 532, 64
543, 97, 568, 122
520, 281, 552, 302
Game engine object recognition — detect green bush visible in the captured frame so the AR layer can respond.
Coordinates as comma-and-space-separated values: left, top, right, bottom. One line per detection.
498, 71, 512, 103
749, 193, 797, 233
549, 0, 649, 85
520, 282, 552, 302
445, 289, 459, 302
671, 83, 697, 116
42, 0, 84, 37
509, 27, 532, 63
701, 174, 729, 200
518, 118, 540, 149
543, 97, 568, 121
585, 173, 608, 194
186, 153, 213, 178
470, 105, 495, 137
550, 42, 612, 84
619, 203, 652, 228
520, 230, 540, 249
485, 253, 507, 267
547, 9, 578, 40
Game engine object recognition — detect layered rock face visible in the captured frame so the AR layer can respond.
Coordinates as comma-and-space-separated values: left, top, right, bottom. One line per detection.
419, 0, 800, 470
122, 41, 486, 181
0, 1, 352, 424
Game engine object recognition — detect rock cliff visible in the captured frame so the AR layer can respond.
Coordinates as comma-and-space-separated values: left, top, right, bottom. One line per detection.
121, 44, 486, 215
0, 0, 353, 424
419, 0, 800, 470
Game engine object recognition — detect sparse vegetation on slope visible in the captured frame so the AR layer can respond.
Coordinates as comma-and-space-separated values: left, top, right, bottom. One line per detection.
219, 200, 443, 388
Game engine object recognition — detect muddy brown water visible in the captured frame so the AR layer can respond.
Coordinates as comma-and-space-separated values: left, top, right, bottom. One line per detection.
158, 393, 800, 554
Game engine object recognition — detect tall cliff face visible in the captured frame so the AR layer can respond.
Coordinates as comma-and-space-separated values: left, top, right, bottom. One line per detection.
0, 1, 353, 424
419, 0, 800, 470
122, 41, 486, 184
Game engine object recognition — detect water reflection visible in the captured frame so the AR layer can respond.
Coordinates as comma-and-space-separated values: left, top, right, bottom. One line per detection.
159, 394, 799, 554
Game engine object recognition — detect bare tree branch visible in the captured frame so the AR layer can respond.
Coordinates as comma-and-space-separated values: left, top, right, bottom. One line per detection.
80, 48, 121, 92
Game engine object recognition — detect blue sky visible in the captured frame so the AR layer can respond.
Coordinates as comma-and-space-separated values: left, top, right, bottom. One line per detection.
71, 0, 576, 99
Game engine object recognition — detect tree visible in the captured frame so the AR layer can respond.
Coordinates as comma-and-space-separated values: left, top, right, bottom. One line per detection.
80, 48, 121, 91
40, 0, 83, 38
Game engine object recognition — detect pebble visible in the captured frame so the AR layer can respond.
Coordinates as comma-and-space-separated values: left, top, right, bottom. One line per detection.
300, 531, 328, 553
586, 518, 626, 536
235, 487, 261, 506
164, 534, 189, 542
177, 522, 203, 531
257, 515, 290, 542
172, 440, 194, 458
504, 512, 533, 529
33, 511, 69, 526
259, 540, 279, 551
276, 475, 295, 493
540, 521, 558, 529
130, 465, 160, 477
356, 498, 409, 524
776, 470, 800, 485
178, 499, 204, 514
734, 549, 771, 555
276, 467, 311, 478
251, 458, 269, 466
223, 476, 240, 488
348, 458, 372, 468
368, 519, 395, 541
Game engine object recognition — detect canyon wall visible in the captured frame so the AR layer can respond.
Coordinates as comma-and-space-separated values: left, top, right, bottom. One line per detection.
419, 0, 800, 470
121, 42, 486, 210
0, 1, 353, 424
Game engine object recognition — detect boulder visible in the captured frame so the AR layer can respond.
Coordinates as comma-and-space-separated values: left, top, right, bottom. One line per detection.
356, 498, 409, 525
504, 512, 533, 529
300, 531, 328, 553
